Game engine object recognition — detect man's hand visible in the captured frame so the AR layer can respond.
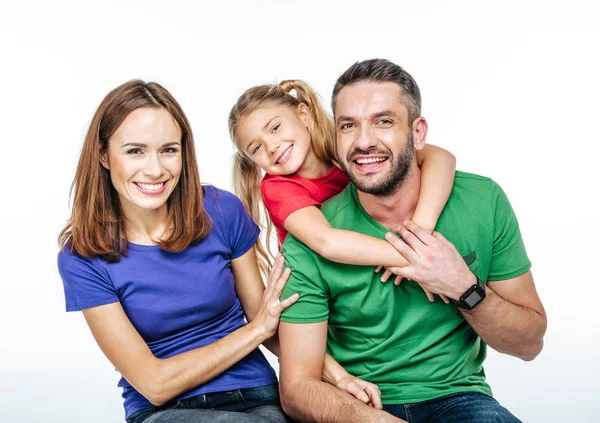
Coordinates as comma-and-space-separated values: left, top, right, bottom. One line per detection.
383, 220, 475, 300
335, 375, 382, 409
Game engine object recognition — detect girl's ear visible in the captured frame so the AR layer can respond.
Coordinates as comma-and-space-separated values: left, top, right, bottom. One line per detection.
297, 103, 310, 127
412, 117, 428, 151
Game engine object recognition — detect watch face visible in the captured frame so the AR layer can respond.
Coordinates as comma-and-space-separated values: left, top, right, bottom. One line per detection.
464, 291, 482, 308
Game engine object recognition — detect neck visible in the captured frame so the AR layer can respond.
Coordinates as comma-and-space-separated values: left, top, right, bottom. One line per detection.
357, 162, 421, 230
121, 203, 170, 245
295, 146, 332, 179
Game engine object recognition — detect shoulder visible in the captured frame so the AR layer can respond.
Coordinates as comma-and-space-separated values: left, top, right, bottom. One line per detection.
57, 244, 103, 275
452, 171, 506, 204
260, 174, 311, 196
320, 184, 357, 222
203, 185, 247, 218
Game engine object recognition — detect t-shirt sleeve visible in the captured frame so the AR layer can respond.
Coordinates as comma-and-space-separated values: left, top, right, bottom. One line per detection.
57, 248, 119, 312
216, 189, 260, 259
279, 235, 330, 323
488, 180, 532, 281
261, 178, 320, 230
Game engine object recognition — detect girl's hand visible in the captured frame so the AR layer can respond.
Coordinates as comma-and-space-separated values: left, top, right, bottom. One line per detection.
336, 375, 382, 409
252, 255, 299, 338
374, 265, 449, 304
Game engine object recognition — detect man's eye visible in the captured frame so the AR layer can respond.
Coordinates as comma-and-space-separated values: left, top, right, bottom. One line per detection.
271, 124, 280, 134
340, 123, 354, 130
377, 119, 392, 125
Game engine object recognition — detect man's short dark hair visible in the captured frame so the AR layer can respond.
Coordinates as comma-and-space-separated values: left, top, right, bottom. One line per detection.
332, 59, 422, 123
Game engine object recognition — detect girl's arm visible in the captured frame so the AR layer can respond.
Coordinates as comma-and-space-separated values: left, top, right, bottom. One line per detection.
81, 253, 297, 407
233, 247, 382, 408
283, 144, 455, 268
413, 144, 456, 233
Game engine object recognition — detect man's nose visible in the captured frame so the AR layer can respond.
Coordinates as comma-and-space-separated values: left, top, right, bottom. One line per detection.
354, 124, 377, 151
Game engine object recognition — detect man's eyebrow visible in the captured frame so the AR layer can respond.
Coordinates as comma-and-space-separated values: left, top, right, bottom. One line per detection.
336, 115, 354, 124
246, 116, 279, 152
336, 110, 401, 125
370, 110, 401, 120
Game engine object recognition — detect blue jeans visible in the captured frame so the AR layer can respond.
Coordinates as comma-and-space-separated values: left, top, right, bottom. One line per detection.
383, 392, 522, 423
127, 383, 288, 423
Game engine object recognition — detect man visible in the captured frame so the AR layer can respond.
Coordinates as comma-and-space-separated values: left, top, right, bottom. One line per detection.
277, 58, 547, 422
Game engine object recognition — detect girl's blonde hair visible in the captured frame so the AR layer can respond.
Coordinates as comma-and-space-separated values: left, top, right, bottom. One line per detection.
228, 80, 335, 276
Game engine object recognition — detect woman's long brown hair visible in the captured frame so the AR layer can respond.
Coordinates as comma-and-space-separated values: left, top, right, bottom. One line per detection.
59, 80, 212, 262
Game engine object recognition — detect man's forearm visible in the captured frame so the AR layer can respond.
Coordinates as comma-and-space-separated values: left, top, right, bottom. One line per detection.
461, 285, 546, 361
281, 378, 402, 423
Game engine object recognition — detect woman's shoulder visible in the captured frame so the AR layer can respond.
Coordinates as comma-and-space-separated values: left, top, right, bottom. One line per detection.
57, 244, 108, 278
203, 185, 244, 211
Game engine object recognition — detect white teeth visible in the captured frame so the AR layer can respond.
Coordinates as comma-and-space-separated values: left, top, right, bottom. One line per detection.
356, 157, 386, 164
137, 182, 165, 191
276, 146, 292, 164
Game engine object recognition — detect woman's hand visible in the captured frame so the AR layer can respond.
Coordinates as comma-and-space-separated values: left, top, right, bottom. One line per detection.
250, 255, 299, 338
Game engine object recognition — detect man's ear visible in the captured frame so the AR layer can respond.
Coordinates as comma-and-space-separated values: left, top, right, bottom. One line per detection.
297, 103, 310, 127
412, 117, 428, 151
100, 150, 110, 170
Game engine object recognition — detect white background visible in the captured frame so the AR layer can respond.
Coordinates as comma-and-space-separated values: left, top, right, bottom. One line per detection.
1, 1, 599, 422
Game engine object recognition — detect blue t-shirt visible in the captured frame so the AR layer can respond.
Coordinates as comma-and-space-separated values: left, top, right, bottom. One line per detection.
57, 186, 277, 420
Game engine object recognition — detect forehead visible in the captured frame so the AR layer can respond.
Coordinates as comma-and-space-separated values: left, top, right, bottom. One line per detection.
112, 107, 181, 144
236, 103, 295, 142
334, 81, 407, 118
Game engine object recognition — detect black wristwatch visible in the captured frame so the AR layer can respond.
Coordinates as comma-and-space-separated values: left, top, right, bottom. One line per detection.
451, 277, 486, 310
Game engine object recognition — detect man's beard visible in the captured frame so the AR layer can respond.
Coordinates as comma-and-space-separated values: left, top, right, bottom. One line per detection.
338, 134, 414, 197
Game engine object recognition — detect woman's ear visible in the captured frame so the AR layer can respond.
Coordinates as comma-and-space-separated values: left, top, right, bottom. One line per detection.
412, 117, 429, 151
100, 150, 110, 170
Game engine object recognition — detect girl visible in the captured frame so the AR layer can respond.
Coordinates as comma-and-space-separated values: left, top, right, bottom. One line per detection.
57, 80, 379, 423
228, 80, 456, 301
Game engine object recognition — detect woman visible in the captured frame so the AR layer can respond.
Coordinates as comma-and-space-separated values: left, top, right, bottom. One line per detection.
57, 80, 377, 423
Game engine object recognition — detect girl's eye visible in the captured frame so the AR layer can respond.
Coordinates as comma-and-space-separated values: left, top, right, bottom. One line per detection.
271, 124, 280, 134
252, 144, 261, 154
127, 148, 143, 154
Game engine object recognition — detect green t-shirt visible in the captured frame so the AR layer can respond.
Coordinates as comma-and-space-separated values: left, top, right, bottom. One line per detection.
280, 171, 531, 404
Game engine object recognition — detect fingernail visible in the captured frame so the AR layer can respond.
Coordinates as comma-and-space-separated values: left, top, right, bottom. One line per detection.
403, 220, 409, 226
385, 232, 392, 239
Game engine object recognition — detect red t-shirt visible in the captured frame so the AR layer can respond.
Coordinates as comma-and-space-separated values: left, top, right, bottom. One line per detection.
260, 166, 350, 246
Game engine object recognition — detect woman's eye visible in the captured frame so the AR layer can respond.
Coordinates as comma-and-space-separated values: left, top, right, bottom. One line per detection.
271, 124, 280, 134
163, 147, 178, 153
127, 148, 143, 154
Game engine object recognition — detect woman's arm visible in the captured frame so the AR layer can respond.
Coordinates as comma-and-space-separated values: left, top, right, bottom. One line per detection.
233, 247, 382, 408
82, 254, 297, 407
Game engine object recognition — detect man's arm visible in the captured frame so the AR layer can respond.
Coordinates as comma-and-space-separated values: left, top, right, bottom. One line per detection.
460, 270, 546, 361
279, 321, 405, 423
384, 220, 547, 361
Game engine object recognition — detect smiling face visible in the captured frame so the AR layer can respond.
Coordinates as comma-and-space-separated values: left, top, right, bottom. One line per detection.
101, 107, 182, 218
235, 103, 319, 177
335, 81, 421, 196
